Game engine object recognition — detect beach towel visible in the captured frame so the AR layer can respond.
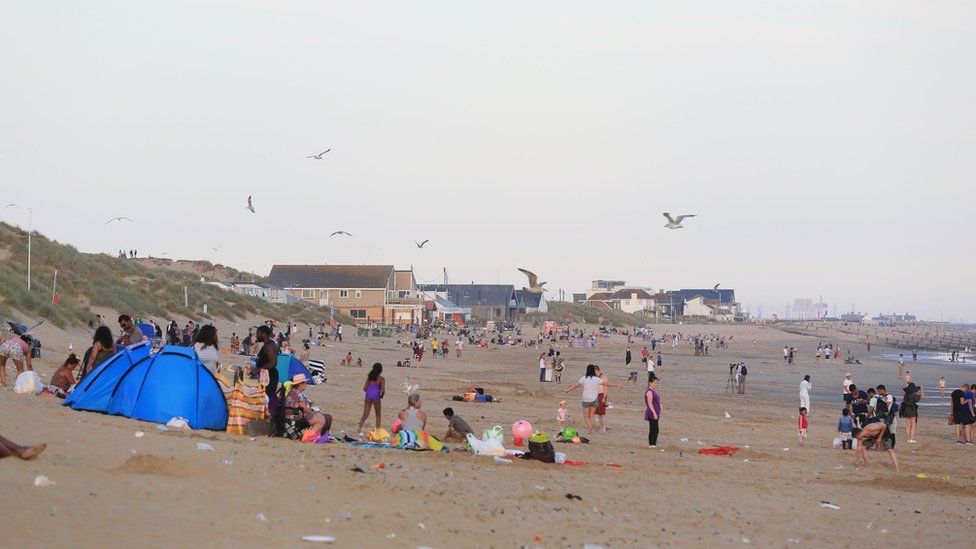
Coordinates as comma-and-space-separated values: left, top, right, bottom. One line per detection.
222, 381, 268, 436
697, 446, 741, 456
389, 429, 444, 451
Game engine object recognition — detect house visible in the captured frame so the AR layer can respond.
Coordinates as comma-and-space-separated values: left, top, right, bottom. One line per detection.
427, 296, 471, 325
610, 288, 656, 314
515, 290, 549, 314
205, 280, 298, 305
418, 284, 519, 321
582, 292, 615, 310
585, 280, 627, 299
267, 265, 423, 324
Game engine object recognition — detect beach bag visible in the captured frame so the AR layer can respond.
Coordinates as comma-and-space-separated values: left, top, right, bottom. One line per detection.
14, 371, 44, 395
467, 426, 506, 457
367, 428, 392, 443
525, 440, 556, 463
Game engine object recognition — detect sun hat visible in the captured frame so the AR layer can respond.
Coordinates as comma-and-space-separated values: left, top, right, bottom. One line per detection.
291, 373, 310, 385
529, 430, 550, 444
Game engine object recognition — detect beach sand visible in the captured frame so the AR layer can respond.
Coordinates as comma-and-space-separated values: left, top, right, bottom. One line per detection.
1, 319, 974, 547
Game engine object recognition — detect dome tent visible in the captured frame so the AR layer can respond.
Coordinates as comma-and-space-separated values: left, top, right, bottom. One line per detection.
276, 354, 317, 386
107, 346, 228, 430
64, 341, 152, 412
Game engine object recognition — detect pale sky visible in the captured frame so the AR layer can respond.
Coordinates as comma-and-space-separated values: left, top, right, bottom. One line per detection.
2, 1, 974, 320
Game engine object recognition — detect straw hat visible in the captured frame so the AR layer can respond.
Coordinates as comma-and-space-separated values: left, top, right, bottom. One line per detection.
291, 373, 310, 385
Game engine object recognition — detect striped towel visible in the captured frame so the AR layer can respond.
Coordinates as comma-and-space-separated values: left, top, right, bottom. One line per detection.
308, 360, 326, 383
222, 381, 268, 435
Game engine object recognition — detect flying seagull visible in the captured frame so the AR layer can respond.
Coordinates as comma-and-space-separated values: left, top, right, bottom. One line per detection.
246, 196, 255, 213
329, 231, 353, 238
517, 267, 547, 292
713, 283, 720, 291
3, 203, 20, 210
415, 239, 429, 249
105, 216, 135, 225
306, 149, 331, 159
210, 245, 221, 252
663, 212, 696, 229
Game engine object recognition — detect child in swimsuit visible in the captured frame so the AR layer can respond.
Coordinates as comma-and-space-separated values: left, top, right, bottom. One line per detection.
357, 363, 386, 436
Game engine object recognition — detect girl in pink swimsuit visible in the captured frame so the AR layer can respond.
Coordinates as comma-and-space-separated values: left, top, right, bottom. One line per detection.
357, 363, 386, 435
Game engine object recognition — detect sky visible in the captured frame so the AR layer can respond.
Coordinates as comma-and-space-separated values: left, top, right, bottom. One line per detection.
1, 1, 974, 321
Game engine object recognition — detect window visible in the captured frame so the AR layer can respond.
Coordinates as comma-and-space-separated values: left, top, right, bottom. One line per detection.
340, 290, 348, 298
301, 289, 315, 299
398, 291, 409, 298
494, 308, 501, 317
350, 309, 367, 319
355, 290, 362, 299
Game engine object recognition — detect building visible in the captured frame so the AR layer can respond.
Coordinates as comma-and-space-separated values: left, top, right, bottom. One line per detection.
585, 280, 627, 299
205, 280, 299, 305
610, 288, 656, 314
267, 265, 422, 324
515, 290, 549, 314
582, 292, 615, 310
653, 289, 740, 321
418, 284, 519, 321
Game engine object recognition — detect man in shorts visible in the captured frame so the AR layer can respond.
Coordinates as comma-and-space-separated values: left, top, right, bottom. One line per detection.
852, 422, 900, 471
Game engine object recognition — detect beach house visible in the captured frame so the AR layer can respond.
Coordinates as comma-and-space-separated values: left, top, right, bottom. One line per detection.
418, 284, 519, 321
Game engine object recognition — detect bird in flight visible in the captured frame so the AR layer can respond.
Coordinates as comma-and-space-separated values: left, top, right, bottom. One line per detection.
415, 239, 429, 249
663, 212, 696, 229
713, 283, 720, 291
3, 203, 20, 210
517, 268, 547, 292
330, 231, 353, 238
210, 245, 221, 252
307, 149, 331, 160
246, 196, 255, 213
105, 216, 135, 225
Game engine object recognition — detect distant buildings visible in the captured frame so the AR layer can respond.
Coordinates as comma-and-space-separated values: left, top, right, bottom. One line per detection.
206, 280, 297, 305
578, 280, 742, 322
418, 284, 520, 321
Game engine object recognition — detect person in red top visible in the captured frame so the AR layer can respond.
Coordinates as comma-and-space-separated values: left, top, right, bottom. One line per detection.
798, 407, 809, 447
640, 346, 649, 366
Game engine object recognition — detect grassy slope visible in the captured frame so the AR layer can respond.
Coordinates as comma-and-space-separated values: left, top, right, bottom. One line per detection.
0, 222, 329, 327
526, 301, 652, 328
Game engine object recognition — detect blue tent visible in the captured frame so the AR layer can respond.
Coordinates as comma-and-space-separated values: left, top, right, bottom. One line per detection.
106, 346, 228, 430
64, 341, 152, 412
276, 354, 316, 385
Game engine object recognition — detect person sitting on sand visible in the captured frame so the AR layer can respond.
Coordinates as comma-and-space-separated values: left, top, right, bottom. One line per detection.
399, 393, 427, 431
48, 354, 80, 398
442, 407, 472, 442
284, 373, 332, 437
852, 422, 900, 472
0, 435, 46, 460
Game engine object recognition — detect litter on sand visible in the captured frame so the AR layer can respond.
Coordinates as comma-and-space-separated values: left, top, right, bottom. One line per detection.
156, 425, 169, 432
134, 431, 145, 438
301, 535, 336, 543
566, 493, 583, 501
493, 456, 512, 463
34, 475, 55, 487
697, 446, 741, 456
820, 502, 841, 510
256, 513, 267, 522
196, 443, 215, 451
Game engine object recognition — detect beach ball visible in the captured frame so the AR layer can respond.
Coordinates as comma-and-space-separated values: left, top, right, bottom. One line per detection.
512, 420, 532, 439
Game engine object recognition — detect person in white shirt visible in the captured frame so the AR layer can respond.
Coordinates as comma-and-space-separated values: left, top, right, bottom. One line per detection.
564, 364, 614, 433
799, 375, 813, 415
843, 373, 853, 396
194, 325, 221, 373
538, 353, 547, 382
646, 353, 655, 382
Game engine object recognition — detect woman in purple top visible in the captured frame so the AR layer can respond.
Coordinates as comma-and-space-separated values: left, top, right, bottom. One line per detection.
644, 375, 661, 447
357, 362, 386, 435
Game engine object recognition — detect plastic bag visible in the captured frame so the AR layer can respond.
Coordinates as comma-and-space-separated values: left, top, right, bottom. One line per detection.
832, 437, 842, 448
466, 430, 507, 457
367, 428, 391, 443
14, 371, 44, 395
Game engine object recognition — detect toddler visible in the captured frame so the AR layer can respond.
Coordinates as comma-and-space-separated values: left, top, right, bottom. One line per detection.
557, 401, 568, 428
798, 407, 808, 447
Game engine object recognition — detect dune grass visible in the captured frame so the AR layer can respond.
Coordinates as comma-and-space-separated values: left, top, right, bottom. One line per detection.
0, 222, 326, 327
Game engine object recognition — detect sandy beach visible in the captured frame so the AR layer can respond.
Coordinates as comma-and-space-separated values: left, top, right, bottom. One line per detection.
2, 319, 974, 548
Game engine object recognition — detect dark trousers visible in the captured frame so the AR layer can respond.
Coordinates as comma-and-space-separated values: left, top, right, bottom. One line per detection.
540, 369, 546, 382
265, 367, 279, 401
648, 371, 655, 382
647, 418, 659, 446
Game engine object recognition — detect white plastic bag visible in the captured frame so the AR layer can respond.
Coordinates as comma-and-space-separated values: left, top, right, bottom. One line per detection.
14, 371, 44, 395
832, 437, 842, 449
466, 430, 507, 457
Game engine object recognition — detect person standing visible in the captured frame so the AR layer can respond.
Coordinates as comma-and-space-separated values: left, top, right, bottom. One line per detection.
593, 366, 618, 433
335, 324, 343, 342
799, 375, 813, 415
254, 325, 279, 400
641, 346, 649, 366
646, 350, 655, 382
538, 353, 547, 382
357, 363, 386, 435
625, 346, 632, 367
797, 407, 809, 447
564, 364, 611, 433
455, 337, 463, 359
900, 382, 922, 443
897, 353, 905, 379
644, 375, 661, 448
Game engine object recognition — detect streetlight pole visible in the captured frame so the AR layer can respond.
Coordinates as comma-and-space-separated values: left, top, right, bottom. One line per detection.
27, 208, 32, 291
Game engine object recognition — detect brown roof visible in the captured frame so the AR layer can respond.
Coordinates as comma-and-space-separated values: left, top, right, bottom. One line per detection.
610, 288, 654, 300
268, 265, 393, 289
585, 292, 613, 301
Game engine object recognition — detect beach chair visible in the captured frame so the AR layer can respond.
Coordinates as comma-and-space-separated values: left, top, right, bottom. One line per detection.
268, 386, 309, 440
308, 360, 326, 383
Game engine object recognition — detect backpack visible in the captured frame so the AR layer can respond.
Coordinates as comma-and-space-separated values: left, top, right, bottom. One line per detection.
874, 396, 889, 418
739, 365, 747, 376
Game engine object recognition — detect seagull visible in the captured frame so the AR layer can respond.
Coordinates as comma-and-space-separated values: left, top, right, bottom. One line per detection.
329, 231, 353, 238
663, 212, 696, 229
210, 245, 221, 252
724, 411, 732, 419
401, 377, 420, 394
713, 283, 720, 291
306, 149, 331, 159
517, 268, 547, 292
105, 216, 135, 225
246, 196, 255, 213
415, 239, 429, 249
3, 203, 20, 210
